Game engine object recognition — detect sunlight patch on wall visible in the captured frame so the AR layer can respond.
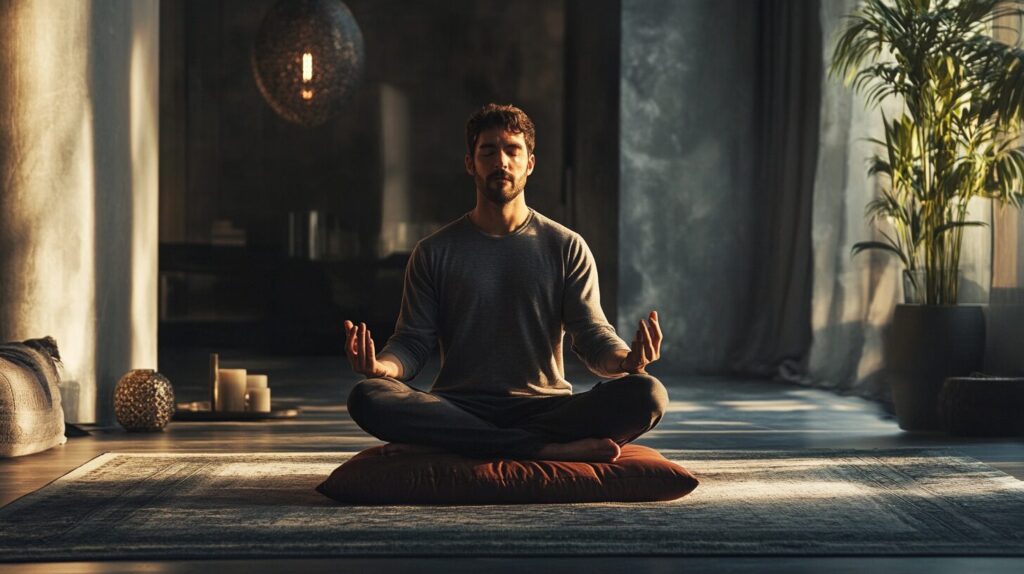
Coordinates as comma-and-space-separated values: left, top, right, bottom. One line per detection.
129, 0, 160, 371
2, 1, 98, 422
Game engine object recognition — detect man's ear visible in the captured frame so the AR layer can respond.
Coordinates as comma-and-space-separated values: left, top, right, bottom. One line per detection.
464, 154, 475, 176
526, 153, 536, 176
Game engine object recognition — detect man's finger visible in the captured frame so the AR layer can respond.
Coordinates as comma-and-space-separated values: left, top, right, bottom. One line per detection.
649, 311, 663, 346
364, 329, 372, 368
640, 320, 656, 360
360, 323, 368, 369
345, 320, 357, 348
634, 329, 646, 365
343, 325, 360, 371
363, 323, 372, 371
343, 334, 355, 364
345, 322, 357, 358
354, 323, 362, 364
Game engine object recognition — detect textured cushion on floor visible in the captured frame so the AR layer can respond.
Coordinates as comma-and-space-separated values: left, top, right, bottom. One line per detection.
0, 337, 66, 458
316, 443, 699, 505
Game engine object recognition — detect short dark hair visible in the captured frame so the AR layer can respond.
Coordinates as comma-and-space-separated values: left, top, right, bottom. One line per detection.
465, 103, 536, 156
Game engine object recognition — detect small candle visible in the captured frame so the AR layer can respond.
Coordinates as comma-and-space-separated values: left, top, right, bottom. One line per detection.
246, 374, 268, 390
217, 369, 247, 412
246, 388, 272, 413
210, 353, 220, 411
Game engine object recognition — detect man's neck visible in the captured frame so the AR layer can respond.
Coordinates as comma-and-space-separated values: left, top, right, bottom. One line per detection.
469, 194, 531, 236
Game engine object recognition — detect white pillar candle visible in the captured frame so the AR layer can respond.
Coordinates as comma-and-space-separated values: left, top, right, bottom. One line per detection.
246, 374, 268, 390
217, 369, 247, 412
246, 388, 272, 413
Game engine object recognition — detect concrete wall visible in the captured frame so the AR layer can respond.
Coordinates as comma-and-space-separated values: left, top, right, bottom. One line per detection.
0, 0, 159, 424
619, 0, 758, 373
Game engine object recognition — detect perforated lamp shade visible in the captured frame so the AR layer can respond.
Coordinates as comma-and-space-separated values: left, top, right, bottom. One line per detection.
252, 0, 365, 127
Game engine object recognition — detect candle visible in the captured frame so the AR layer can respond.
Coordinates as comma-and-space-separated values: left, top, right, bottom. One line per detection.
246, 374, 268, 390
210, 353, 220, 411
217, 369, 247, 412
246, 388, 272, 413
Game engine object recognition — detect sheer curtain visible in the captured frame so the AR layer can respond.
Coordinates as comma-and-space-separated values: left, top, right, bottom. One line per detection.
807, 0, 993, 399
805, 0, 892, 399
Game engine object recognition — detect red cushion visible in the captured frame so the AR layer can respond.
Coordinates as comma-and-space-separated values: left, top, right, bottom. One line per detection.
315, 444, 699, 505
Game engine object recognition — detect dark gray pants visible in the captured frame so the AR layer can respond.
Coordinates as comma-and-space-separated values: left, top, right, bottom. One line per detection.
346, 374, 669, 458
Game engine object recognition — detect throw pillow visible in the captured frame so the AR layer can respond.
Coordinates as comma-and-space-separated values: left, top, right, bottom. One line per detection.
0, 337, 66, 457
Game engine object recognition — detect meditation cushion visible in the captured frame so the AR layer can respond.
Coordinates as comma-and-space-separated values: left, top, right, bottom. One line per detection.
0, 337, 66, 457
316, 443, 699, 505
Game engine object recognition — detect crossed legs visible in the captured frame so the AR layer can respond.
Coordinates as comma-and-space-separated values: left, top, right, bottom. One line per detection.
346, 374, 669, 461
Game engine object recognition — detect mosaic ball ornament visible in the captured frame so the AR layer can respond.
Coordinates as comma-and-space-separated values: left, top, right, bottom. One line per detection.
114, 369, 175, 432
252, 0, 365, 127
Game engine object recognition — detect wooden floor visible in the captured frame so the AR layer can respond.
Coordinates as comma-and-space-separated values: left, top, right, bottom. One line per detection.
1, 350, 1023, 573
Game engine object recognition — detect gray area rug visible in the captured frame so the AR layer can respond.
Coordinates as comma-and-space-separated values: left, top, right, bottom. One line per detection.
2, 449, 1024, 561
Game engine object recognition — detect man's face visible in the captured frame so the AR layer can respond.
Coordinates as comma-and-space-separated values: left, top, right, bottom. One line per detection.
465, 128, 536, 205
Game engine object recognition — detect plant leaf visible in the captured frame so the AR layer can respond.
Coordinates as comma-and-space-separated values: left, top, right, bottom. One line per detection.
851, 240, 910, 268
933, 220, 989, 238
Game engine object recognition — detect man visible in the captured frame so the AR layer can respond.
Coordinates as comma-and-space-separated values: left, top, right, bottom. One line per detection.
343, 103, 666, 462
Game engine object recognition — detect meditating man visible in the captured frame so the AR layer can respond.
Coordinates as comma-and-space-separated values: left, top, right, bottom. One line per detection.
343, 103, 667, 462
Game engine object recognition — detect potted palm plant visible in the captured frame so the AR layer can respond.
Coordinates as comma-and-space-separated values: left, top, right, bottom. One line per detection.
831, 0, 1024, 430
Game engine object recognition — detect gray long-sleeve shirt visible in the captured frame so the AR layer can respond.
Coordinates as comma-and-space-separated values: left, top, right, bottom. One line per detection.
380, 207, 629, 397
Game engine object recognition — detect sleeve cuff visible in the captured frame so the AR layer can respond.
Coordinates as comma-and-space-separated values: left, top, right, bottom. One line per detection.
379, 343, 418, 381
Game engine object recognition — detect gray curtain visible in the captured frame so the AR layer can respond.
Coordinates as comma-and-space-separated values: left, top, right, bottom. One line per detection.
730, 0, 821, 379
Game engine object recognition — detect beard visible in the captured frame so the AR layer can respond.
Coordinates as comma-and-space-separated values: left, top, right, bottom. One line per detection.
477, 170, 527, 205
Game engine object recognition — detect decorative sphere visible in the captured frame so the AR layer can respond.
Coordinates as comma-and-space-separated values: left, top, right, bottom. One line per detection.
252, 0, 365, 127
114, 369, 175, 432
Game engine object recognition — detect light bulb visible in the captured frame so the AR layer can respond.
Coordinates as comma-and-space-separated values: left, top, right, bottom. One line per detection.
301, 52, 314, 100
302, 52, 313, 82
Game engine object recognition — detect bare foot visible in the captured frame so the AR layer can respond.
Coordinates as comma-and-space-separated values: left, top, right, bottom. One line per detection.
381, 443, 450, 457
536, 438, 621, 462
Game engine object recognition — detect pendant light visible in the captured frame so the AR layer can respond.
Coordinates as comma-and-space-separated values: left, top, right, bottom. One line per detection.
252, 0, 365, 127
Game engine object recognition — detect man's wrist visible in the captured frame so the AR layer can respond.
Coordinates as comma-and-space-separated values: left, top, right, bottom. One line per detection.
604, 349, 629, 375
376, 354, 403, 379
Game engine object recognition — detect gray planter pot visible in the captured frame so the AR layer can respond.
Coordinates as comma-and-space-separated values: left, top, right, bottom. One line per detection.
886, 304, 986, 431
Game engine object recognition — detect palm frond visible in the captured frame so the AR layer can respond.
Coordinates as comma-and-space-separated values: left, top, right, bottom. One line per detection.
851, 240, 911, 268
933, 220, 989, 239
831, 0, 1024, 304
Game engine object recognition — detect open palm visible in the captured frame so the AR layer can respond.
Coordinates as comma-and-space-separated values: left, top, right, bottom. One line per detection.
343, 320, 388, 377
621, 310, 662, 373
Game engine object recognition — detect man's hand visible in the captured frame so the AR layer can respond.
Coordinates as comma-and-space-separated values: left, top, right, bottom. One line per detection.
619, 310, 663, 374
343, 320, 390, 378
